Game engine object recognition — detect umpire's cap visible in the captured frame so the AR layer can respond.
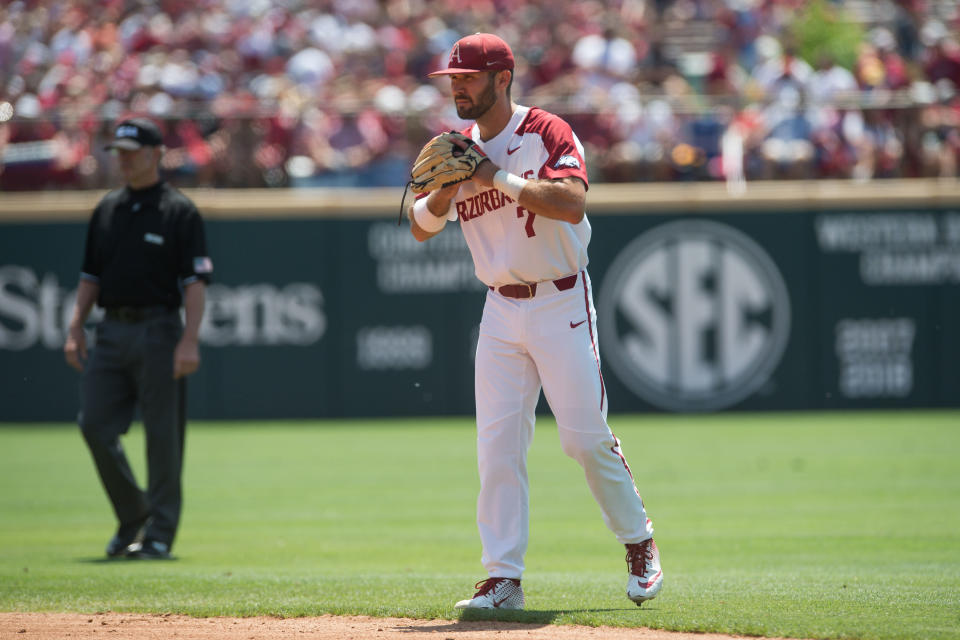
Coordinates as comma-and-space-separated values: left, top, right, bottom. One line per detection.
104, 118, 163, 151
428, 33, 514, 76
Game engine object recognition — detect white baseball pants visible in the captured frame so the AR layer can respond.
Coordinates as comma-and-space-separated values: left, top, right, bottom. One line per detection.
474, 271, 653, 579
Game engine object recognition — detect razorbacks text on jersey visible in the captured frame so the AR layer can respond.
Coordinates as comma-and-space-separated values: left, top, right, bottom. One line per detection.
447, 105, 591, 287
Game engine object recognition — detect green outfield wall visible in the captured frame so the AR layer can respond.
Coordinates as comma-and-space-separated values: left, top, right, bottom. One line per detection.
2, 181, 959, 420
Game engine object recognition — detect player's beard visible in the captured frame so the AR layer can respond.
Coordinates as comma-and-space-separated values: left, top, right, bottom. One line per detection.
455, 73, 497, 120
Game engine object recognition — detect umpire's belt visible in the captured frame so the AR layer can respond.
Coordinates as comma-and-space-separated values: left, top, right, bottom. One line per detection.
490, 273, 580, 299
105, 305, 176, 323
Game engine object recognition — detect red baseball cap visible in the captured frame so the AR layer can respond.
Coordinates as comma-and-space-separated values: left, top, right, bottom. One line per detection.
428, 33, 515, 76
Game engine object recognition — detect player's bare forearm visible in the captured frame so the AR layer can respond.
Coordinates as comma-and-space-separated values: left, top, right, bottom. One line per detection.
517, 177, 586, 224
69, 279, 99, 329
64, 279, 99, 371
181, 281, 205, 342
174, 281, 205, 378
409, 185, 458, 242
473, 162, 585, 224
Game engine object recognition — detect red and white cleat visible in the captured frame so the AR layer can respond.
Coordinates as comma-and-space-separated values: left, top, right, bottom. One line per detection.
454, 577, 525, 610
625, 538, 663, 606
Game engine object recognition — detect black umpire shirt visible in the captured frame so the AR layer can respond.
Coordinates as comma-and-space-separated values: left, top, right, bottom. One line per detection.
81, 181, 212, 308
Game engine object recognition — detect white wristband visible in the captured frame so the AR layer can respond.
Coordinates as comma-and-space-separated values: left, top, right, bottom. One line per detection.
413, 197, 448, 233
493, 170, 528, 202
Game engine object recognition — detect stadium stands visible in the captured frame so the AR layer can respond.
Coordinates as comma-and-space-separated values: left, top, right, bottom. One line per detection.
0, 0, 958, 190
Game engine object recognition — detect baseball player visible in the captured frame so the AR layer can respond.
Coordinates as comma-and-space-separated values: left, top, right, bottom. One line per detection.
406, 33, 662, 609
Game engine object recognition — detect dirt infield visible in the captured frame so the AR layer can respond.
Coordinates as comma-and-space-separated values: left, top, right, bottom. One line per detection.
1, 612, 787, 640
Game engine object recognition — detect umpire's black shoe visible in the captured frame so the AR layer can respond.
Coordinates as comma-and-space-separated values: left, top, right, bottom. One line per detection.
105, 520, 147, 558
126, 539, 172, 559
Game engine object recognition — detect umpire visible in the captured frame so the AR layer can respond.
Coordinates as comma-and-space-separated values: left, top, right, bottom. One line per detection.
63, 117, 212, 560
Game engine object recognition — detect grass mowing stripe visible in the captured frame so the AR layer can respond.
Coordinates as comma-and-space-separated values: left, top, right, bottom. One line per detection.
1, 411, 958, 639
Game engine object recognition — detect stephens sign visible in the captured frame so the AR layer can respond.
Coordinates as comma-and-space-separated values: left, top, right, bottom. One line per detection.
0, 264, 327, 350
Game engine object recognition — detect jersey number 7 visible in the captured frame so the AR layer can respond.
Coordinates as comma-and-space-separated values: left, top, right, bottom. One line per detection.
517, 206, 536, 238
516, 170, 536, 238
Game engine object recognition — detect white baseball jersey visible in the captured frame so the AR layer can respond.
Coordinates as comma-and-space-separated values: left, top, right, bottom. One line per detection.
449, 105, 591, 287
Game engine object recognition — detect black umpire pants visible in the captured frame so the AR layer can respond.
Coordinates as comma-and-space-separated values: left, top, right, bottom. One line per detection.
79, 309, 185, 547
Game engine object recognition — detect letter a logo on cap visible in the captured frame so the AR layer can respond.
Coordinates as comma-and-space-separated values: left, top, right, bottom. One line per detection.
428, 33, 515, 77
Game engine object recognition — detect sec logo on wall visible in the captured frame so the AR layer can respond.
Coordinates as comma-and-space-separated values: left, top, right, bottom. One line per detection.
598, 220, 791, 412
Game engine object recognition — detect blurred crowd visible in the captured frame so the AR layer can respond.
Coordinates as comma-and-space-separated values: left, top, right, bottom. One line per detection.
0, 0, 959, 191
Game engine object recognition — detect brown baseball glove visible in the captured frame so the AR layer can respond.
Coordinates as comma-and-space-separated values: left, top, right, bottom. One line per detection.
409, 131, 489, 194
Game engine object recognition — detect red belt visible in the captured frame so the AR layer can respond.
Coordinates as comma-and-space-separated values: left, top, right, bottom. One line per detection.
491, 273, 580, 299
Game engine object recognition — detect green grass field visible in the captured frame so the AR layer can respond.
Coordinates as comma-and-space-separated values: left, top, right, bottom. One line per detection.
2, 411, 958, 640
